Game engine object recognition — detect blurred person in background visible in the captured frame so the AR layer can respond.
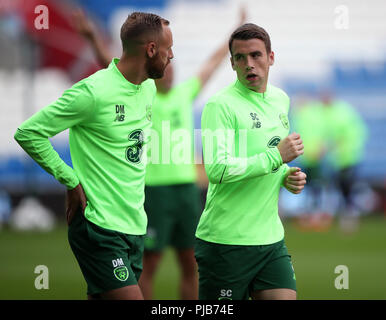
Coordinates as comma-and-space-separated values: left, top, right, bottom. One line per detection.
291, 99, 332, 231
292, 89, 368, 233
320, 89, 368, 232
73, 7, 246, 300
15, 12, 174, 300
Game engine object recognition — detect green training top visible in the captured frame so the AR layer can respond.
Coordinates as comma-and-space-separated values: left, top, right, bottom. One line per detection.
291, 102, 326, 167
322, 100, 367, 169
14, 58, 156, 235
196, 80, 290, 245
145, 77, 201, 186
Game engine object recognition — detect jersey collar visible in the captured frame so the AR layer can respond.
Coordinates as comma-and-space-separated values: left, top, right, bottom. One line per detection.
234, 79, 271, 101
110, 58, 142, 93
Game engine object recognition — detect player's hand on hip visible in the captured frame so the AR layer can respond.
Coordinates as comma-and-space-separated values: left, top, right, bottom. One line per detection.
283, 167, 307, 194
66, 183, 87, 225
277, 132, 304, 163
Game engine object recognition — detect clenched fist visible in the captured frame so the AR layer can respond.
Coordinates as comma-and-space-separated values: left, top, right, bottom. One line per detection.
283, 167, 307, 194
277, 132, 304, 163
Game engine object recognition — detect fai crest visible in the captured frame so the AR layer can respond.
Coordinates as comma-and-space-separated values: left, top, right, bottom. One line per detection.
114, 266, 129, 282
279, 113, 289, 129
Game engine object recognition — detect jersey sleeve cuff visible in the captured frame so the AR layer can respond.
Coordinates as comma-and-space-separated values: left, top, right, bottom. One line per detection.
280, 164, 290, 187
66, 177, 80, 190
266, 146, 283, 170
58, 169, 79, 190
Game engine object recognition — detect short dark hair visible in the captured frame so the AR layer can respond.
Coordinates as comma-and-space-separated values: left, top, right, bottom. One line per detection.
228, 23, 271, 54
120, 12, 169, 52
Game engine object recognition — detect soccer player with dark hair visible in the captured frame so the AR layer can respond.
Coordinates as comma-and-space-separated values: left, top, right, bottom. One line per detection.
195, 23, 307, 300
14, 12, 173, 300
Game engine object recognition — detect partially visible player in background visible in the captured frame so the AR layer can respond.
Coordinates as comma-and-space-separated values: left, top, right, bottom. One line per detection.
73, 7, 246, 300
319, 89, 368, 232
15, 12, 174, 300
195, 23, 306, 300
72, 8, 113, 68
291, 99, 332, 231
292, 89, 368, 233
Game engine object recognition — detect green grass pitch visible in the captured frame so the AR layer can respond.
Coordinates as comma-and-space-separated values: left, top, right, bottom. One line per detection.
0, 216, 385, 300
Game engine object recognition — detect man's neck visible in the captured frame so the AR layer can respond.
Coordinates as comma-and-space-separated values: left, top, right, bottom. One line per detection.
250, 80, 267, 93
155, 86, 171, 94
252, 85, 267, 93
116, 54, 148, 85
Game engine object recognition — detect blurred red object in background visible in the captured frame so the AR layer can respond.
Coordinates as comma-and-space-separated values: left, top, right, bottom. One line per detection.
3, 0, 105, 82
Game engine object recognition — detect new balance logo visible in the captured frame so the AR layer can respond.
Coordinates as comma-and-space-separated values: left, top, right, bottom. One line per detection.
252, 121, 261, 129
114, 104, 125, 122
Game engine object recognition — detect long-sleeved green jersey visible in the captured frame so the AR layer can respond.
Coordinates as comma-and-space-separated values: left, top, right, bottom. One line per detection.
14, 58, 156, 235
196, 80, 290, 245
145, 77, 201, 186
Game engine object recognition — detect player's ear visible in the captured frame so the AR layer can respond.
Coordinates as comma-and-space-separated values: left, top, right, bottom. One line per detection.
268, 51, 274, 66
230, 56, 235, 70
146, 41, 157, 58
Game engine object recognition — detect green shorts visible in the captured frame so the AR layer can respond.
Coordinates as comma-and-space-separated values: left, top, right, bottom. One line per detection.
144, 183, 201, 252
194, 238, 296, 300
67, 209, 144, 296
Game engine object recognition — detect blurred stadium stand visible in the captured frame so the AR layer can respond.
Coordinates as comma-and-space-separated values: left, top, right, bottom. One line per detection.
0, 0, 386, 214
